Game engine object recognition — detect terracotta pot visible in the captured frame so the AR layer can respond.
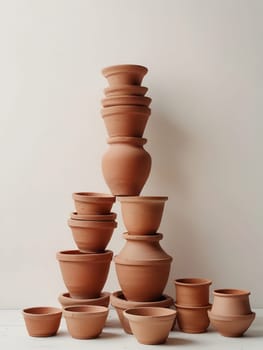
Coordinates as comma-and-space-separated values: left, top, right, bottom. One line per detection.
101, 105, 151, 138
118, 196, 168, 235
174, 278, 212, 307
63, 305, 109, 339
56, 250, 113, 299
114, 233, 172, 301
102, 137, 151, 196
208, 310, 256, 337
58, 292, 110, 308
102, 64, 148, 86
22, 307, 62, 337
211, 289, 252, 316
123, 307, 176, 345
70, 212, 117, 221
102, 95, 152, 107
68, 218, 117, 252
72, 192, 115, 215
110, 291, 174, 334
104, 85, 148, 97
175, 303, 211, 333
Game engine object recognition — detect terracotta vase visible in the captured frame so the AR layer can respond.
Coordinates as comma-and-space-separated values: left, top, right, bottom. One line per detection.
56, 250, 113, 299
68, 218, 117, 252
175, 303, 211, 333
114, 233, 172, 301
102, 64, 148, 86
72, 192, 115, 215
104, 85, 148, 97
101, 105, 151, 137
118, 196, 168, 235
211, 289, 252, 316
58, 292, 110, 308
102, 95, 152, 107
70, 212, 116, 221
174, 278, 212, 306
102, 137, 151, 196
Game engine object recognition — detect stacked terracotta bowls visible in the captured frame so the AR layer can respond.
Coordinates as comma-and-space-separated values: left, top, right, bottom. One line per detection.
57, 192, 117, 309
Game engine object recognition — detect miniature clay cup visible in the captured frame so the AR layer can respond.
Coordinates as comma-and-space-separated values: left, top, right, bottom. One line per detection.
175, 303, 211, 333
208, 310, 256, 337
63, 305, 109, 339
68, 218, 117, 252
102, 95, 152, 107
104, 85, 148, 97
110, 291, 174, 334
70, 212, 117, 221
174, 278, 212, 307
22, 307, 62, 337
102, 64, 148, 86
211, 289, 252, 316
56, 250, 113, 299
72, 192, 115, 215
118, 196, 168, 235
123, 307, 176, 345
58, 292, 110, 308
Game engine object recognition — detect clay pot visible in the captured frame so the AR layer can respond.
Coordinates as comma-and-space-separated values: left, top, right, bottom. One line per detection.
102, 95, 152, 107
102, 64, 148, 86
102, 137, 151, 196
118, 196, 168, 235
63, 305, 109, 339
70, 212, 117, 221
110, 291, 174, 334
114, 233, 172, 301
68, 219, 117, 252
208, 311, 256, 337
58, 292, 110, 308
56, 250, 113, 299
22, 307, 62, 337
175, 303, 211, 333
123, 307, 176, 345
101, 105, 151, 137
72, 192, 115, 215
174, 278, 212, 306
211, 289, 252, 316
104, 85, 148, 97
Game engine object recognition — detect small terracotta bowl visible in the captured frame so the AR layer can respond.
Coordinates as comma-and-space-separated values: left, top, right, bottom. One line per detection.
104, 85, 148, 97
123, 307, 176, 345
211, 289, 252, 316
70, 212, 117, 221
63, 305, 109, 339
175, 303, 211, 333
102, 64, 148, 86
102, 95, 152, 107
58, 292, 110, 308
22, 307, 62, 337
72, 192, 115, 215
174, 278, 212, 307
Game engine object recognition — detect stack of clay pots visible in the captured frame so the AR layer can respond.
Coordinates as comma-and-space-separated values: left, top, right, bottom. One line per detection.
57, 192, 117, 308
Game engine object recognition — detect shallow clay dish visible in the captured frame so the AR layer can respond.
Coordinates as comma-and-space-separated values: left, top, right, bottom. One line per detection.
58, 292, 110, 308
174, 278, 212, 307
175, 303, 211, 333
104, 85, 148, 97
72, 192, 115, 215
70, 212, 116, 221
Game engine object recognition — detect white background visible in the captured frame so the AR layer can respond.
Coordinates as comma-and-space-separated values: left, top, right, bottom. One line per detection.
0, 0, 262, 309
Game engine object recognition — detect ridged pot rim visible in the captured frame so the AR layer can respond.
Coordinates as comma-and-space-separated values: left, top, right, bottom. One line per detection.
101, 105, 151, 117
104, 85, 148, 96
102, 95, 152, 103
72, 192, 115, 203
114, 254, 172, 265
102, 64, 148, 77
23, 306, 62, 317
68, 218, 117, 228
56, 250, 113, 262
174, 303, 212, 310
174, 278, 212, 287
70, 212, 117, 221
107, 136, 147, 146
208, 310, 256, 321
63, 305, 108, 318
118, 196, 168, 203
213, 289, 250, 297
122, 232, 163, 241
59, 292, 110, 302
123, 307, 176, 320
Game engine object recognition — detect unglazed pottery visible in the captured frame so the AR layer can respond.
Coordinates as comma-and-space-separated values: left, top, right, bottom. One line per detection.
114, 233, 172, 301
68, 218, 117, 252
63, 305, 109, 339
58, 292, 110, 308
102, 137, 151, 196
70, 212, 116, 221
72, 192, 115, 215
56, 250, 113, 299
22, 307, 62, 337
123, 307, 176, 345
102, 95, 152, 107
110, 291, 174, 334
208, 310, 256, 337
175, 303, 211, 333
211, 289, 252, 316
104, 85, 148, 97
118, 196, 168, 235
174, 278, 212, 306
102, 64, 148, 86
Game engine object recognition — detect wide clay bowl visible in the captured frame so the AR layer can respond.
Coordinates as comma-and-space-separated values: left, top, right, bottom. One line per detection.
58, 292, 110, 308
22, 307, 62, 337
211, 289, 252, 316
104, 85, 148, 97
123, 307, 176, 345
63, 305, 109, 339
110, 291, 174, 334
174, 278, 212, 307
102, 95, 152, 107
175, 303, 211, 333
70, 212, 117, 221
102, 64, 148, 86
208, 311, 256, 337
72, 192, 115, 215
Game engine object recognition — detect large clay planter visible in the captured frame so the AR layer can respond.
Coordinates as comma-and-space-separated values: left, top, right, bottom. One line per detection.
102, 95, 152, 107
175, 303, 211, 333
101, 105, 151, 137
102, 64, 148, 86
58, 292, 110, 308
102, 137, 151, 196
174, 278, 212, 307
104, 85, 148, 97
68, 218, 117, 252
118, 196, 168, 235
114, 233, 172, 301
56, 250, 113, 299
110, 291, 174, 334
72, 192, 115, 215
211, 289, 252, 316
